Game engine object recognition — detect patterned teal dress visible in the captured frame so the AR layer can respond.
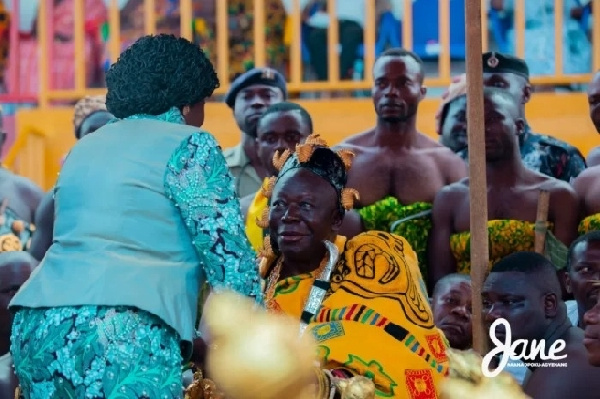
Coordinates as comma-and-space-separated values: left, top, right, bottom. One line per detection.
10, 108, 262, 399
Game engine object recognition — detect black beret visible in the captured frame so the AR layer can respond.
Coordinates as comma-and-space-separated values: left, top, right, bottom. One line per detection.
224, 68, 288, 108
482, 51, 530, 80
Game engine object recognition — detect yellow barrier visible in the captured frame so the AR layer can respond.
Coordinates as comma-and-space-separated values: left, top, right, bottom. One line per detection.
31, 0, 600, 105
7, 0, 600, 188
8, 93, 599, 191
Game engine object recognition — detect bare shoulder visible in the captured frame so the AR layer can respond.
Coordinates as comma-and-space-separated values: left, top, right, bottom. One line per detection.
435, 178, 470, 201
572, 165, 600, 185
415, 136, 466, 165
587, 146, 600, 167
334, 129, 375, 151
539, 176, 578, 201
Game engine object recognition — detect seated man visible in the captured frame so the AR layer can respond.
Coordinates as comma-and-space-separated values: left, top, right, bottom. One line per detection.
454, 53, 586, 182
483, 251, 600, 398
336, 48, 467, 282
435, 75, 468, 154
566, 231, 600, 328
583, 288, 600, 367
572, 162, 600, 236
241, 102, 363, 251
257, 134, 450, 398
431, 274, 472, 350
0, 252, 37, 398
429, 87, 579, 289
239, 102, 313, 251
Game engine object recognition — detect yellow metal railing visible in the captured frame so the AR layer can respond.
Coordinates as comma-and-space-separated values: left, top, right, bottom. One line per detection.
34, 0, 600, 106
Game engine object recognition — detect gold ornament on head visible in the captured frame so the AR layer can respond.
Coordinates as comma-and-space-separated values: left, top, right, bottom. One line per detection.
261, 176, 277, 199
341, 188, 360, 211
336, 149, 355, 171
272, 148, 292, 172
305, 133, 328, 147
295, 143, 316, 163
256, 207, 270, 229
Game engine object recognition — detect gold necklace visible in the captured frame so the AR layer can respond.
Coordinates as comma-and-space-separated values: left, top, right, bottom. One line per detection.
265, 253, 329, 312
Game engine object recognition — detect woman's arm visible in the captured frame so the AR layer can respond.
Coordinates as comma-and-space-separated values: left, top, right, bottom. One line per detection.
165, 132, 263, 302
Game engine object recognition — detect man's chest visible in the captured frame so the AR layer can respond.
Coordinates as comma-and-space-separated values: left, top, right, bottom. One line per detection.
348, 153, 446, 206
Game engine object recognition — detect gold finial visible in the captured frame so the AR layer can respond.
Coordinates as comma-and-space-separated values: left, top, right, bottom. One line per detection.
341, 188, 360, 211
256, 207, 270, 229
272, 148, 292, 172
261, 176, 277, 199
336, 149, 355, 171
296, 143, 316, 163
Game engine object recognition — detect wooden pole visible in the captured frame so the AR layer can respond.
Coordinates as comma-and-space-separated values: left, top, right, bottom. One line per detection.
534, 191, 550, 254
465, 0, 489, 355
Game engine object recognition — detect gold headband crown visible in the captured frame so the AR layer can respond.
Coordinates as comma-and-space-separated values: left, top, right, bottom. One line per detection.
256, 134, 361, 243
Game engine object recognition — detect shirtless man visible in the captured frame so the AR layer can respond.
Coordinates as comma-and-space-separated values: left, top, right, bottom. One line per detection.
483, 252, 600, 398
429, 88, 579, 289
336, 48, 467, 281
570, 72, 600, 235
584, 71, 600, 167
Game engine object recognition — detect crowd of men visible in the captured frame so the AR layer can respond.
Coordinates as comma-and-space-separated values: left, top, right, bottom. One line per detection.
3, 47, 600, 398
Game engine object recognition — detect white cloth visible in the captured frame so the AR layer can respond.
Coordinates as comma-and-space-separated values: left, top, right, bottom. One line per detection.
566, 299, 580, 327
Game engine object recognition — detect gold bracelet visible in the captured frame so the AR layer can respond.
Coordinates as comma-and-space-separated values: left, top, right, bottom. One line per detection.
314, 367, 331, 399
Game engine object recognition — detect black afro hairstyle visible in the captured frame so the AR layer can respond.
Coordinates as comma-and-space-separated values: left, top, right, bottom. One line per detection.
106, 34, 219, 118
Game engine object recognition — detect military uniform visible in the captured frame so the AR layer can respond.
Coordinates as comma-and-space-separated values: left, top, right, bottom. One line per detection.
458, 126, 586, 182
223, 144, 262, 198
460, 52, 588, 181
223, 67, 288, 197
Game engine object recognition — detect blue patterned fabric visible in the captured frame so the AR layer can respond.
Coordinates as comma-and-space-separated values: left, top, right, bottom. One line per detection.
11, 306, 182, 399
113, 106, 263, 300
10, 107, 263, 398
165, 131, 262, 299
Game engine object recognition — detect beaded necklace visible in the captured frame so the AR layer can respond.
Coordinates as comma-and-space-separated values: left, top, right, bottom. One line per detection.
264, 253, 329, 312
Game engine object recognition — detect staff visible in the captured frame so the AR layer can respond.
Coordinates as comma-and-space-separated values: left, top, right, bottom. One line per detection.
465, 0, 489, 355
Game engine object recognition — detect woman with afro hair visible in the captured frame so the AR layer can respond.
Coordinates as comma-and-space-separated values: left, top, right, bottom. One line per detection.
9, 34, 263, 398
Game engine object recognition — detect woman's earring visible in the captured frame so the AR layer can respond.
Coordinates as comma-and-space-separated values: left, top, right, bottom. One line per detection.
182, 105, 190, 116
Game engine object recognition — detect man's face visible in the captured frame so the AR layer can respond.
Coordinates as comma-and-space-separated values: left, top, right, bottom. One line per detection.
482, 272, 549, 342
483, 72, 529, 106
269, 168, 342, 262
372, 55, 425, 123
567, 240, 600, 324
584, 297, 600, 366
432, 278, 473, 350
588, 74, 600, 134
256, 111, 311, 176
440, 96, 468, 152
483, 94, 522, 161
233, 84, 284, 136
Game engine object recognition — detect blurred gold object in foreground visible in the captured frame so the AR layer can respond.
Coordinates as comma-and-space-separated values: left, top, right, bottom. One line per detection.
336, 375, 376, 399
184, 370, 225, 399
440, 348, 531, 399
203, 292, 318, 399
